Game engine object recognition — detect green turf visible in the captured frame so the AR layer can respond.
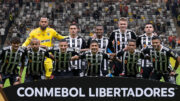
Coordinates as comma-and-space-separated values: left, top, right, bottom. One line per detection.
3, 58, 180, 87
160, 58, 180, 85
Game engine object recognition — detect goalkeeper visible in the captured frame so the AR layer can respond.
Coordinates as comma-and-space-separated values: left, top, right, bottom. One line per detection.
22, 17, 67, 79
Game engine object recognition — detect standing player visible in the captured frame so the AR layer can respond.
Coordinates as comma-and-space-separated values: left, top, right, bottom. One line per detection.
23, 38, 54, 82
49, 39, 78, 78
65, 24, 87, 76
136, 23, 157, 79
142, 36, 180, 84
0, 37, 25, 88
108, 17, 136, 53
22, 17, 66, 79
108, 17, 136, 76
116, 39, 142, 78
72, 40, 112, 76
87, 25, 109, 52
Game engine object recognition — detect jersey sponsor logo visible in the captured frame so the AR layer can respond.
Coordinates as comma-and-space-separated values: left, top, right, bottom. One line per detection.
117, 41, 120, 45
41, 39, 50, 43
47, 33, 50, 36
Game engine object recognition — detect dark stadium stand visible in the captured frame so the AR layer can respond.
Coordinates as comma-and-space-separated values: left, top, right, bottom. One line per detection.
0, 0, 20, 49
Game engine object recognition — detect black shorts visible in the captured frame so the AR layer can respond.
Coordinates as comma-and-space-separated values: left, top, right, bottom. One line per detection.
53, 71, 73, 79
25, 75, 42, 83
0, 74, 19, 85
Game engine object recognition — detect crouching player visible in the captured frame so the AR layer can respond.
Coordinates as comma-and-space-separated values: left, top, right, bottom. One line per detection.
71, 40, 113, 76
115, 39, 142, 78
142, 36, 180, 84
23, 38, 54, 82
0, 37, 25, 88
49, 39, 78, 78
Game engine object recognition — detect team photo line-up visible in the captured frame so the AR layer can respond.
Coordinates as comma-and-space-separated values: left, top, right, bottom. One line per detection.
0, 16, 180, 88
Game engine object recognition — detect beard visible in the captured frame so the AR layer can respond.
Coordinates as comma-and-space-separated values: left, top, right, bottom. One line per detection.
40, 26, 47, 30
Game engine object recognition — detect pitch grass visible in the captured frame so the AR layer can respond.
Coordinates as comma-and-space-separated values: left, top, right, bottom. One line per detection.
3, 58, 180, 87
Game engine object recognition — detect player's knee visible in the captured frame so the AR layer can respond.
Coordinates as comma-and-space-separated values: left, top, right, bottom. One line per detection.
0, 84, 4, 88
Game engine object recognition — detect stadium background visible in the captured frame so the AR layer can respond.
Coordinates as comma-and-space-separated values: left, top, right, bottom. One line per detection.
0, 0, 180, 86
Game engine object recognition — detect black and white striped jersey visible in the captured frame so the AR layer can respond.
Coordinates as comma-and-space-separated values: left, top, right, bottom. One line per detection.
49, 47, 77, 73
87, 37, 109, 72
108, 29, 136, 53
137, 33, 157, 68
142, 45, 178, 73
87, 37, 109, 53
25, 47, 50, 76
79, 51, 110, 76
117, 50, 142, 76
65, 36, 86, 70
0, 46, 25, 75
137, 33, 157, 49
65, 36, 86, 50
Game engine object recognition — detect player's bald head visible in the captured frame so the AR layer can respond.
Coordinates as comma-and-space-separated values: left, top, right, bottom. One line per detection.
30, 38, 40, 45
40, 17, 49, 22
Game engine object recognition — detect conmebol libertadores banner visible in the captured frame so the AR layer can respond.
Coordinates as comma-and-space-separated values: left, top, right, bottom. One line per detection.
1, 77, 180, 101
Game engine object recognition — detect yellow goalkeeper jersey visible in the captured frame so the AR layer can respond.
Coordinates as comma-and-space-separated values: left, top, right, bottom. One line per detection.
22, 27, 65, 47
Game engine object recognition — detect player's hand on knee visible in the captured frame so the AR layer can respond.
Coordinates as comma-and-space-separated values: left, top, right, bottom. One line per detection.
169, 71, 176, 76
13, 81, 20, 85
16, 76, 21, 83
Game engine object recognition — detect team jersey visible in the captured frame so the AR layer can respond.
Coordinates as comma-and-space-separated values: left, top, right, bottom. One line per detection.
142, 45, 178, 73
22, 27, 66, 47
108, 29, 136, 53
87, 37, 109, 71
25, 47, 50, 76
87, 37, 109, 53
79, 51, 110, 76
137, 33, 157, 49
136, 33, 156, 68
65, 36, 86, 70
117, 50, 142, 76
49, 47, 77, 73
0, 46, 25, 75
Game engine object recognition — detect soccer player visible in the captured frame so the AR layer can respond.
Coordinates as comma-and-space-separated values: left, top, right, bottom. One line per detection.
71, 40, 112, 76
22, 17, 66, 79
49, 39, 78, 78
65, 24, 87, 76
23, 38, 54, 82
136, 23, 157, 79
116, 39, 142, 78
108, 17, 137, 76
0, 37, 25, 88
87, 25, 109, 72
87, 25, 109, 52
108, 17, 136, 53
142, 36, 180, 84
